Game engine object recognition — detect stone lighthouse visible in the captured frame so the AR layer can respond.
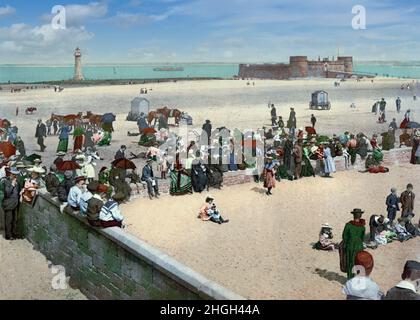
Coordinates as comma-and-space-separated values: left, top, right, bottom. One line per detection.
73, 47, 84, 81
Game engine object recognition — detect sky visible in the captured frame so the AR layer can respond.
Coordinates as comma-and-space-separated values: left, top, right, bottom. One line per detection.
0, 0, 419, 64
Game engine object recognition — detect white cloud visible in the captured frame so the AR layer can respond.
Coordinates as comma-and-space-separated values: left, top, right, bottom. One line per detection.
105, 11, 150, 27
0, 5, 15, 18
0, 23, 94, 63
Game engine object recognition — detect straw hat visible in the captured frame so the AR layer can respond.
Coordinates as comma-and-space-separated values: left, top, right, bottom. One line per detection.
15, 162, 26, 169
27, 167, 46, 174
321, 223, 333, 229
56, 151, 66, 156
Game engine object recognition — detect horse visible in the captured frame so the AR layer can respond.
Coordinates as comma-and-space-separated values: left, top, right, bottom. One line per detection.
25, 107, 37, 115
148, 107, 182, 126
84, 111, 103, 129
51, 112, 83, 127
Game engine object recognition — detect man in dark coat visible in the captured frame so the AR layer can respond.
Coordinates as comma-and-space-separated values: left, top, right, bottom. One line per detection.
396, 97, 401, 113
35, 119, 47, 152
44, 165, 60, 197
2, 168, 21, 240
400, 183, 415, 217
57, 171, 74, 203
385, 260, 420, 300
311, 114, 317, 128
386, 187, 400, 224
270, 104, 277, 126
141, 159, 160, 199
114, 145, 126, 160
202, 120, 212, 145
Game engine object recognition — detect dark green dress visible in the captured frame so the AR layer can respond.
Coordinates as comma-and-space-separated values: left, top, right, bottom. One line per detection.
342, 220, 366, 279
301, 148, 315, 177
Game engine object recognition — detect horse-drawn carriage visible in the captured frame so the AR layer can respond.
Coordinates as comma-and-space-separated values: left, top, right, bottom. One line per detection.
309, 90, 331, 110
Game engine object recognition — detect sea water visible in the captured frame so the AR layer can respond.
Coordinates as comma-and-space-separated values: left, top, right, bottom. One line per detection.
1, 62, 419, 84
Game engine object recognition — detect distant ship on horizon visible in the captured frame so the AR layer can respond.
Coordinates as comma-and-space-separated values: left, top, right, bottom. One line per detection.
153, 66, 184, 72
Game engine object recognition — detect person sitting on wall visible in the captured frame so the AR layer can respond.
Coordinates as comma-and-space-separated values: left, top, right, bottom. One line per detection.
64, 176, 86, 214
99, 192, 125, 228
87, 181, 106, 227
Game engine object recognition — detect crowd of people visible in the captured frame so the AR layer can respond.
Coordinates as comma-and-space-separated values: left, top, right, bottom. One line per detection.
1, 92, 419, 299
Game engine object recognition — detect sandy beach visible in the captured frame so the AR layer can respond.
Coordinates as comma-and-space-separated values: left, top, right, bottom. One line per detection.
0, 78, 419, 299
0, 236, 86, 300
122, 164, 420, 300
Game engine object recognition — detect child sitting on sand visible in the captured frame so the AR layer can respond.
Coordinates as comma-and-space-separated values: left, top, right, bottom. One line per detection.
314, 223, 336, 251
198, 196, 229, 225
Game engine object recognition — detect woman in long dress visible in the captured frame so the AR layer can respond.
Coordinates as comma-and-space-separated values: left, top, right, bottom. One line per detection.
56, 124, 70, 153
263, 157, 276, 195
301, 146, 315, 177
170, 153, 192, 195
342, 209, 366, 279
400, 109, 411, 129
323, 144, 336, 177
73, 126, 85, 153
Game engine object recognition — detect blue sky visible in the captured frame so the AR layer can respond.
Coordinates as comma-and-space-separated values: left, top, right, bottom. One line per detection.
0, 0, 419, 64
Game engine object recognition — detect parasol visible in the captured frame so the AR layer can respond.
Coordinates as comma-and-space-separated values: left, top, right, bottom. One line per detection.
111, 158, 136, 170
305, 126, 317, 135
57, 160, 81, 172
407, 122, 420, 129
101, 113, 116, 124
143, 127, 157, 135
0, 141, 16, 158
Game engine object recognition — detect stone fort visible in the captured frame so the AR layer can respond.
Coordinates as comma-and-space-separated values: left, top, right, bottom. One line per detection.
238, 56, 354, 79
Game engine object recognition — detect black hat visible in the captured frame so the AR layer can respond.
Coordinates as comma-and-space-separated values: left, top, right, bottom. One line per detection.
404, 260, 420, 271
407, 183, 413, 189
350, 208, 364, 215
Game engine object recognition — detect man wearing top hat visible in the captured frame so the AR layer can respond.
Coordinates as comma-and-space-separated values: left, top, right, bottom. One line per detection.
342, 208, 366, 279
2, 167, 21, 240
385, 261, 420, 300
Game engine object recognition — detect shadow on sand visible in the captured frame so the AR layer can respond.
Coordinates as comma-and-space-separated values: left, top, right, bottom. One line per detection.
250, 187, 267, 195
314, 268, 347, 285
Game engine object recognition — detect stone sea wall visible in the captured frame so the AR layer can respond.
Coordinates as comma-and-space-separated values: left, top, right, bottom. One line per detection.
21, 195, 245, 300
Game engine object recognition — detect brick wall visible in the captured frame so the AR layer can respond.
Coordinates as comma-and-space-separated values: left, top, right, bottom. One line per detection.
21, 195, 245, 300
